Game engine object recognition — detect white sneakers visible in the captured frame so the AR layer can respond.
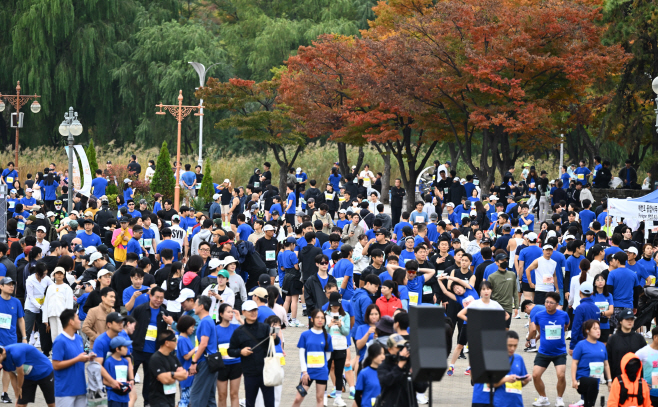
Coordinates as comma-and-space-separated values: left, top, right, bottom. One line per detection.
135, 373, 141, 383
532, 397, 550, 406
555, 397, 565, 407
333, 396, 346, 406
416, 393, 429, 405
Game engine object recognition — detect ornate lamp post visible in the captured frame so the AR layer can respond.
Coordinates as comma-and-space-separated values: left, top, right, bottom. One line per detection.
0, 81, 41, 168
58, 107, 83, 213
156, 90, 203, 211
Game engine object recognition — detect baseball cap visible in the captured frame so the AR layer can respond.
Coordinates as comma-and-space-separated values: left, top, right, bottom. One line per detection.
74, 244, 85, 252
213, 193, 220, 200
68, 220, 79, 229
495, 253, 509, 261
119, 216, 130, 223
502, 224, 512, 231
249, 287, 269, 299
271, 210, 280, 216
625, 246, 638, 255
84, 280, 97, 289
89, 252, 103, 263
542, 245, 554, 251
481, 237, 492, 244
526, 232, 538, 242
36, 226, 46, 233
329, 292, 342, 307
580, 281, 594, 295
97, 269, 113, 278
446, 202, 455, 208
110, 336, 133, 350
285, 236, 297, 244
175, 288, 196, 303
106, 160, 112, 164
171, 214, 180, 221
46, 211, 55, 217
208, 258, 223, 270
84, 211, 93, 217
429, 213, 438, 220
489, 195, 499, 200
223, 256, 238, 265
263, 224, 275, 232
26, 188, 33, 193
375, 228, 388, 235
259, 274, 271, 287
223, 179, 230, 183
242, 300, 258, 312
338, 209, 347, 214
217, 270, 229, 279
453, 177, 460, 182
546, 230, 557, 238
563, 234, 575, 240
0, 278, 14, 285
106, 312, 125, 324
295, 210, 305, 217
620, 309, 635, 320
10, 189, 16, 194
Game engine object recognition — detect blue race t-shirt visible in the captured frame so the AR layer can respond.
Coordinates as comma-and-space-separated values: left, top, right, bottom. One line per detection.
181, 171, 196, 188
2, 343, 53, 381
216, 323, 241, 366
78, 232, 102, 248
1, 169, 17, 185
286, 192, 296, 214
196, 316, 218, 364
123, 286, 150, 316
157, 240, 181, 262
0, 296, 24, 347
580, 210, 595, 234
176, 335, 196, 388
126, 237, 143, 257
104, 356, 130, 402
237, 223, 254, 241
493, 353, 528, 407
332, 259, 355, 300
270, 203, 282, 215
591, 293, 613, 329
572, 340, 607, 382
529, 305, 546, 322
454, 287, 480, 324
52, 333, 87, 397
257, 305, 276, 323
607, 267, 640, 308
93, 332, 112, 361
118, 330, 133, 355
328, 175, 341, 191
519, 246, 543, 284
39, 181, 58, 201
354, 325, 374, 361
91, 177, 108, 198
533, 310, 570, 356
356, 366, 381, 407
298, 330, 333, 380
406, 274, 426, 306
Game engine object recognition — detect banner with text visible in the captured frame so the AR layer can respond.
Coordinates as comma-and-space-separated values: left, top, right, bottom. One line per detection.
608, 198, 658, 221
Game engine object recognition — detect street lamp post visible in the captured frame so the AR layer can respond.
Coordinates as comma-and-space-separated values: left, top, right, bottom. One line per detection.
156, 90, 203, 211
0, 81, 41, 168
189, 62, 220, 168
58, 107, 83, 213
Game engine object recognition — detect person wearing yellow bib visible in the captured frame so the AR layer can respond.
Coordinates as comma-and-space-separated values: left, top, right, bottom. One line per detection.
294, 309, 333, 407
491, 331, 531, 407
1, 163, 17, 187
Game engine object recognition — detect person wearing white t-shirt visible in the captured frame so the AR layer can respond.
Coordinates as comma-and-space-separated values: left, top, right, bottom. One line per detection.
169, 214, 189, 258
525, 245, 560, 308
359, 165, 375, 189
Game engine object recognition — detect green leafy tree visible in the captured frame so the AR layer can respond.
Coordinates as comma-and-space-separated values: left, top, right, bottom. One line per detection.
86, 139, 99, 175
150, 141, 176, 199
198, 161, 215, 202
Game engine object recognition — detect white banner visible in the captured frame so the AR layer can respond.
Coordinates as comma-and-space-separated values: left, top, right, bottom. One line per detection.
608, 198, 658, 221
64, 145, 92, 197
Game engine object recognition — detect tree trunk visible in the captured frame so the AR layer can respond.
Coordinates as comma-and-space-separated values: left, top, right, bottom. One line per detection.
353, 146, 365, 175
337, 142, 350, 177
269, 143, 304, 194
373, 142, 391, 204
447, 142, 462, 170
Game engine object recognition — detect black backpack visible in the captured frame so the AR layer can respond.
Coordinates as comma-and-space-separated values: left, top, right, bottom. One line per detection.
617, 374, 644, 405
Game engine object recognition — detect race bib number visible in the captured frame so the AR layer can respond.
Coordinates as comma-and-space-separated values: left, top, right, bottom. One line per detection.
266, 250, 276, 261
542, 275, 554, 285
163, 382, 177, 395
505, 380, 522, 394
297, 177, 303, 183
145, 325, 157, 341
651, 276, 657, 286
589, 362, 604, 379
143, 239, 152, 248
364, 177, 370, 182
8, 201, 14, 209
652, 371, 658, 389
23, 364, 32, 375
325, 193, 335, 201
422, 285, 433, 294
595, 302, 609, 312
339, 196, 345, 203
307, 352, 325, 368
17, 221, 25, 230
0, 313, 11, 330
545, 325, 562, 340
187, 227, 193, 234
409, 292, 419, 305
462, 296, 475, 308
276, 352, 285, 366
36, 296, 44, 305
482, 383, 491, 392
521, 225, 528, 232
578, 174, 584, 180
335, 277, 344, 288
332, 335, 347, 350
218, 343, 235, 360
6, 177, 13, 184
444, 188, 449, 194
115, 365, 128, 382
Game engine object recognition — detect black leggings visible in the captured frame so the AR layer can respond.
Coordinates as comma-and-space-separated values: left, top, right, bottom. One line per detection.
577, 376, 600, 407
327, 349, 347, 391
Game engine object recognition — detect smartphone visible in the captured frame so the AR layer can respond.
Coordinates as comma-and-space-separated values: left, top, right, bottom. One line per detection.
140, 288, 150, 294
296, 384, 307, 397
333, 316, 339, 321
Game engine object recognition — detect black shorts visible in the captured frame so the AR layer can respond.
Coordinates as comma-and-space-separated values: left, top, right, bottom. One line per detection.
534, 353, 567, 368
522, 282, 535, 293
19, 371, 55, 405
285, 213, 296, 226
534, 291, 550, 307
458, 323, 468, 346
217, 362, 243, 381
302, 379, 328, 387
505, 312, 512, 328
599, 328, 610, 343
282, 273, 304, 296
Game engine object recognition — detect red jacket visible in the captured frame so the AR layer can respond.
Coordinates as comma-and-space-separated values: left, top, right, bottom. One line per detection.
376, 295, 403, 318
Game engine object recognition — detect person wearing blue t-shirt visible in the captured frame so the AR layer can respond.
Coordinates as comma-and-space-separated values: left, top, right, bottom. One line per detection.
103, 335, 134, 406
521, 300, 546, 352
580, 202, 596, 234
52, 310, 92, 406
570, 320, 610, 407
530, 291, 570, 407
91, 170, 108, 197
236, 216, 254, 242
0, 164, 17, 187
285, 184, 297, 225
518, 204, 535, 233
279, 237, 303, 326
180, 164, 197, 194
78, 219, 102, 248
0, 343, 55, 405
123, 269, 150, 315
490, 331, 531, 407
0, 278, 25, 356
560, 166, 571, 189
252, 287, 276, 323
214, 304, 241, 407
175, 314, 198, 407
398, 237, 416, 267
333, 248, 356, 301
189, 296, 219, 407
518, 236, 543, 288
607, 252, 641, 312
126, 201, 142, 219
126, 226, 146, 258
591, 274, 614, 343
354, 342, 385, 407
392, 216, 412, 241
574, 161, 592, 184
122, 179, 134, 202
294, 309, 333, 406
156, 231, 181, 262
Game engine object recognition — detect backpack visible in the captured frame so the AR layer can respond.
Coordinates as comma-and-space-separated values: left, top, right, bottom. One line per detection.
617, 374, 644, 405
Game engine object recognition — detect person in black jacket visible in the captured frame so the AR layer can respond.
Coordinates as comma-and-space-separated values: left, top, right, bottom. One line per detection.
321, 184, 340, 219
377, 334, 428, 407
304, 254, 337, 314
606, 309, 646, 379
228, 300, 280, 407
109, 253, 139, 311
300, 233, 323, 282
132, 287, 171, 406
593, 161, 612, 189
448, 177, 466, 207
0, 243, 17, 284
390, 179, 406, 227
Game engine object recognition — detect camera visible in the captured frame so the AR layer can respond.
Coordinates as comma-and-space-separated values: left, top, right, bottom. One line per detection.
398, 342, 411, 361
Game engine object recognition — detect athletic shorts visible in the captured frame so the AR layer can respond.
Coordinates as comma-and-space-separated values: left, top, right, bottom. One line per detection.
505, 312, 512, 328
19, 371, 55, 405
521, 282, 535, 293
217, 362, 243, 382
534, 353, 567, 368
266, 268, 278, 277
55, 395, 87, 407
221, 205, 230, 215
458, 323, 468, 346
302, 379, 328, 386
534, 291, 550, 308
282, 273, 304, 296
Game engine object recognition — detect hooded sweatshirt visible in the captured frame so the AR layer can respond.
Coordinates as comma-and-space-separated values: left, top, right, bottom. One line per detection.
608, 353, 651, 407
191, 229, 212, 256
182, 271, 200, 295
607, 330, 647, 379
109, 264, 136, 308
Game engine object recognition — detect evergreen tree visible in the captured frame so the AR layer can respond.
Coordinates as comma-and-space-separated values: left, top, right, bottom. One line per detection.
150, 141, 176, 199
198, 161, 215, 202
86, 139, 99, 175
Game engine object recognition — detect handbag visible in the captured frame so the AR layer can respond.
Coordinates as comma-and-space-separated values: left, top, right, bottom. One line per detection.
263, 336, 284, 387
206, 349, 225, 373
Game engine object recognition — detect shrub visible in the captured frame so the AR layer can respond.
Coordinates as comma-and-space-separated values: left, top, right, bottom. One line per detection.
198, 160, 215, 202
150, 142, 176, 200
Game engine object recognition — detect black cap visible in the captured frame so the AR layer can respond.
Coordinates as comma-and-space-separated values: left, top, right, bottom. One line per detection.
480, 237, 491, 244
329, 292, 342, 307
119, 216, 131, 223
620, 309, 634, 320
375, 228, 388, 235
258, 274, 271, 287
271, 210, 280, 216
495, 253, 509, 261
106, 312, 125, 324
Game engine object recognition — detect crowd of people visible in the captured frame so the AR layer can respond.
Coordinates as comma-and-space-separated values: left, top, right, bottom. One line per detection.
0, 155, 657, 407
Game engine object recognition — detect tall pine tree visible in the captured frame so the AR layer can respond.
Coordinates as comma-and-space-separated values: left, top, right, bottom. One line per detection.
150, 141, 176, 200
198, 161, 215, 202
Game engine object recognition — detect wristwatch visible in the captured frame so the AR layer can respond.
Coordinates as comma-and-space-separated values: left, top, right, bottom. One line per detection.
170, 372, 175, 379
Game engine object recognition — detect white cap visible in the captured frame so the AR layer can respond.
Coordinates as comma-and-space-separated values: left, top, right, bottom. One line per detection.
546, 230, 557, 238
527, 232, 538, 242
446, 202, 455, 207
563, 234, 575, 240
123, 178, 132, 183
351, 165, 356, 170
10, 189, 16, 194
208, 258, 223, 270
70, 210, 79, 216
46, 211, 55, 217
625, 246, 638, 254
86, 246, 98, 254
489, 195, 499, 200
223, 256, 237, 264
175, 288, 196, 303
223, 179, 230, 183
213, 193, 220, 200
242, 300, 258, 311
543, 245, 554, 251
36, 226, 47, 232
453, 177, 460, 182
296, 167, 302, 173
26, 188, 33, 193
84, 280, 97, 289
97, 269, 113, 278
263, 224, 275, 232
580, 281, 594, 295
89, 252, 103, 263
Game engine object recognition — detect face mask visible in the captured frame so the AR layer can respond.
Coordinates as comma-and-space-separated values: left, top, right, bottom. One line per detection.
499, 261, 509, 270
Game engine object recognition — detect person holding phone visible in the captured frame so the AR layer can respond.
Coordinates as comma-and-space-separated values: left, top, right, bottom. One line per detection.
490, 331, 531, 407
216, 304, 242, 407
123, 268, 150, 316
324, 292, 351, 406
293, 309, 333, 407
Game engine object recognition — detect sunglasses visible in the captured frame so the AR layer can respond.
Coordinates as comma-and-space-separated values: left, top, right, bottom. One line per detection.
318, 261, 329, 265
